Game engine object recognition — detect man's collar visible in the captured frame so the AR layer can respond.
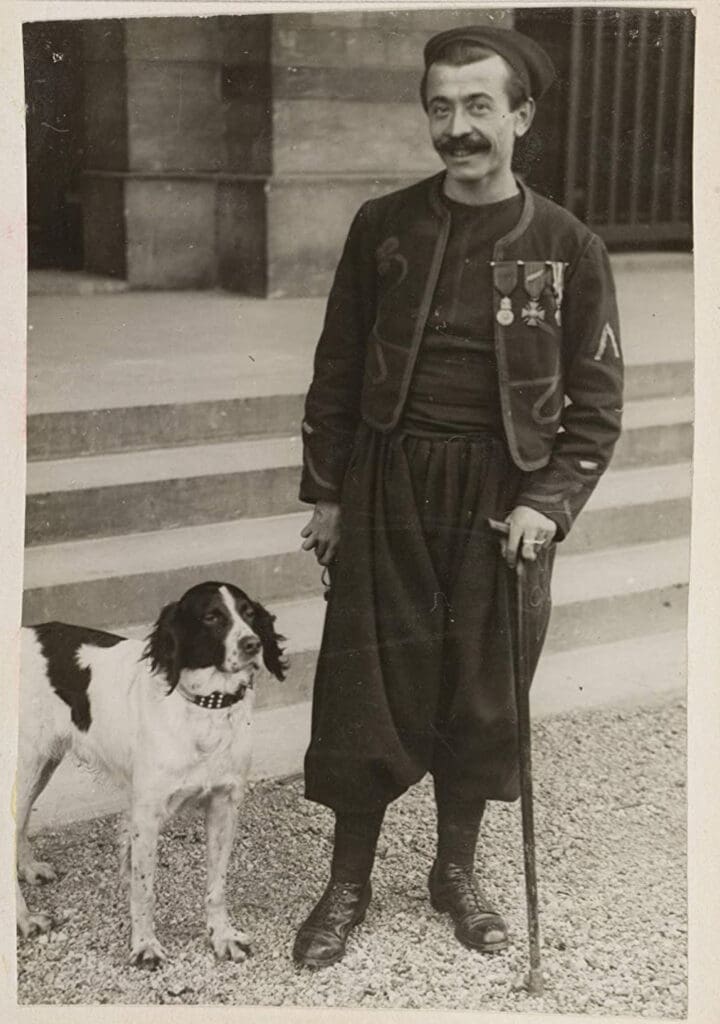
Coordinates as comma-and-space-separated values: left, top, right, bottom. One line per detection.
428, 173, 534, 249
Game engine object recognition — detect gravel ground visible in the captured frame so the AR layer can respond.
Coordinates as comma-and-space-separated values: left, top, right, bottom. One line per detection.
17, 697, 687, 1014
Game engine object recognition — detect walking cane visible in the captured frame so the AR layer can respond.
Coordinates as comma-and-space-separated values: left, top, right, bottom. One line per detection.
488, 518, 544, 996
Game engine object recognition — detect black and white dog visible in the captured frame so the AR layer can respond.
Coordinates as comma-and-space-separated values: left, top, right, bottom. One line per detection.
16, 581, 287, 967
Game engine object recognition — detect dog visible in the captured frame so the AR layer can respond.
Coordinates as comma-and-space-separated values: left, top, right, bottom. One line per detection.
16, 581, 287, 967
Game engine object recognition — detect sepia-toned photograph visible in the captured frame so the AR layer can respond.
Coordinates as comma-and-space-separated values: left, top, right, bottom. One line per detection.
12, 1, 697, 1015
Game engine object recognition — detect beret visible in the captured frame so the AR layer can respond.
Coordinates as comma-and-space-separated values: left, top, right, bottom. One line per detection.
423, 25, 556, 100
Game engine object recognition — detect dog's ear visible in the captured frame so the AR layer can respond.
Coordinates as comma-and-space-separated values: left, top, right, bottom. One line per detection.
252, 601, 288, 681
143, 601, 182, 691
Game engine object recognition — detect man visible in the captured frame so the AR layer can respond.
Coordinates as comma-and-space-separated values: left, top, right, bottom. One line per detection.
294, 24, 623, 969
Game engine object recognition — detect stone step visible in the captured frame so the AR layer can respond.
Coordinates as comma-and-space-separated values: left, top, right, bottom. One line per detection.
22, 462, 691, 628
616, 395, 693, 468
58, 536, 689, 713
27, 394, 307, 462
27, 627, 686, 834
563, 460, 690, 553
26, 359, 691, 461
25, 435, 305, 546
23, 512, 317, 628
24, 396, 693, 546
28, 270, 130, 296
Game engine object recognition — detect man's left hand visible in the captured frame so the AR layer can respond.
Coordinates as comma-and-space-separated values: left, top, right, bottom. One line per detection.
502, 506, 557, 568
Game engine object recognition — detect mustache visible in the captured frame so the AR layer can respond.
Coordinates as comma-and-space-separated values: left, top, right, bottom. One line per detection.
435, 134, 492, 156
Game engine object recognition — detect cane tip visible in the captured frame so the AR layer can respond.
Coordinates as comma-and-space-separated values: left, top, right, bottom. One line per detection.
512, 969, 545, 996
526, 968, 545, 996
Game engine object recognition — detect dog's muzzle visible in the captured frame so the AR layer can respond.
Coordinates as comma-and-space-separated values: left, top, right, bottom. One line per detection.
224, 636, 262, 675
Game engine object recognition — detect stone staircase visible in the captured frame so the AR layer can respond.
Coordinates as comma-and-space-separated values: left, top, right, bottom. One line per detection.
22, 264, 692, 827
24, 363, 691, 693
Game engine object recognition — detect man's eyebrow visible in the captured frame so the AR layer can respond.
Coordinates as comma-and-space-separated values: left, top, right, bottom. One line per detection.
427, 90, 495, 104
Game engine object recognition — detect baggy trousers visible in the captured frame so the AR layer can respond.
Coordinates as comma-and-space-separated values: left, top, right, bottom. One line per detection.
304, 424, 555, 814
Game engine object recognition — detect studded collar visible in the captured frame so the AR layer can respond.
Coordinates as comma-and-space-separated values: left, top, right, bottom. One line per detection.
176, 682, 250, 709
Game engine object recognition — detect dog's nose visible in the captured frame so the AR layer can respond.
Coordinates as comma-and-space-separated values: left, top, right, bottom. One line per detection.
240, 635, 261, 657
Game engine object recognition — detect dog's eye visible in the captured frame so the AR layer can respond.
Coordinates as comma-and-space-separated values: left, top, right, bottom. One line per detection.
239, 603, 255, 620
203, 611, 224, 625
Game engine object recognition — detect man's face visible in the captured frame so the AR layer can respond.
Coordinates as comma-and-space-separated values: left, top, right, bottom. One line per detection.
425, 55, 534, 186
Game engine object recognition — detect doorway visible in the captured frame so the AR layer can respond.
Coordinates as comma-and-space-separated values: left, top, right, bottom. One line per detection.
24, 21, 86, 270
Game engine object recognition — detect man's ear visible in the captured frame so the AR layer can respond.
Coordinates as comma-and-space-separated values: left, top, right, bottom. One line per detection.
514, 97, 536, 139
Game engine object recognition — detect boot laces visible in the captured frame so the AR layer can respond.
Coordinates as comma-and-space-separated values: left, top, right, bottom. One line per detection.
307, 881, 365, 927
445, 863, 494, 914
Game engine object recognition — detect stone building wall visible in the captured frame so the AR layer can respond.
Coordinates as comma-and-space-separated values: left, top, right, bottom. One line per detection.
79, 8, 510, 295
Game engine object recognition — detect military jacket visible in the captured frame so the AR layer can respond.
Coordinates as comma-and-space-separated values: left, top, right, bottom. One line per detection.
300, 174, 623, 539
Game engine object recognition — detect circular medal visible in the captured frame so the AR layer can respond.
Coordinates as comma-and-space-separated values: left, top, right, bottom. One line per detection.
497, 307, 514, 326
493, 267, 518, 326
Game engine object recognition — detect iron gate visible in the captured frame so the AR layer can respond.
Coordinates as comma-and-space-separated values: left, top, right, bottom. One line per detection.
562, 7, 694, 247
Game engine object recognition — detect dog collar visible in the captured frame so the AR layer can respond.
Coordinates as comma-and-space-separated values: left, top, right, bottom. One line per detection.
177, 685, 248, 709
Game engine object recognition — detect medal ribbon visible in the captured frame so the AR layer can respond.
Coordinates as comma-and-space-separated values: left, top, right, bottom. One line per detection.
547, 260, 566, 324
492, 260, 519, 299
522, 262, 548, 301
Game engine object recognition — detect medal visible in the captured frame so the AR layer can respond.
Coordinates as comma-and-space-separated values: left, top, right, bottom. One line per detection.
491, 261, 519, 326
521, 262, 548, 328
547, 260, 566, 325
497, 298, 514, 326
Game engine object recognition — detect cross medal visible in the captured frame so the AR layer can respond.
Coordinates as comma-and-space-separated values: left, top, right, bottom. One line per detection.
521, 262, 547, 328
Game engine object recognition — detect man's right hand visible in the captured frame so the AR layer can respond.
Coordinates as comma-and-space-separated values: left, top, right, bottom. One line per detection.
300, 501, 341, 567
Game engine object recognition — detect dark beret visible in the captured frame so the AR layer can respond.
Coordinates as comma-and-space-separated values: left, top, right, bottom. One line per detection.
423, 25, 556, 100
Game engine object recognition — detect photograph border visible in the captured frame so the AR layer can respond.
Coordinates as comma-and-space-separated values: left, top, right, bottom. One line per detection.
2, 1, 717, 1022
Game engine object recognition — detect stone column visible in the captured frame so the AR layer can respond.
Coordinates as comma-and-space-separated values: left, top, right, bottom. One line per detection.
83, 17, 230, 288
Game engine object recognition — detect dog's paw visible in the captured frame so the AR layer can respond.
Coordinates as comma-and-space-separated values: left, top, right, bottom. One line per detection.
18, 860, 57, 886
17, 909, 53, 939
209, 927, 252, 962
129, 938, 167, 970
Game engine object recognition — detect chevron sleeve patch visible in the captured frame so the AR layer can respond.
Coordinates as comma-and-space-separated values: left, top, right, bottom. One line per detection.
593, 322, 621, 361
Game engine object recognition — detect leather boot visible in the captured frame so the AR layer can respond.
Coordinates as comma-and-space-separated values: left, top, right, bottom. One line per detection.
429, 860, 509, 953
292, 879, 372, 968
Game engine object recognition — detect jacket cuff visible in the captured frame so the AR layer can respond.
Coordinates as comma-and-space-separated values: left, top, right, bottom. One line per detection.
298, 478, 342, 506
299, 454, 345, 504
